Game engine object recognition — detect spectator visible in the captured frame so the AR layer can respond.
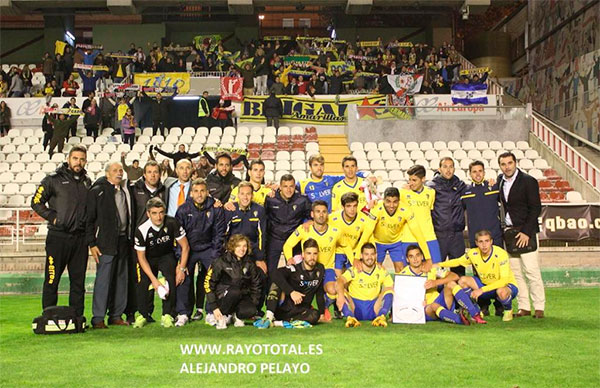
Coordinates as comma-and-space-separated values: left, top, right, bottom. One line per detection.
206, 152, 242, 203
8, 70, 24, 97
0, 101, 11, 136
194, 155, 213, 179
48, 113, 79, 156
121, 152, 143, 181
54, 53, 66, 89
50, 79, 62, 97
99, 95, 115, 130
211, 99, 230, 129
62, 97, 80, 137
21, 66, 33, 95
197, 91, 210, 128
43, 82, 54, 98
297, 75, 308, 95
237, 63, 256, 96
144, 91, 174, 137
262, 90, 283, 130
81, 91, 96, 112
286, 77, 299, 95
84, 98, 101, 140
152, 144, 200, 167
254, 57, 270, 95
191, 55, 204, 72
0, 75, 8, 97
121, 108, 137, 149
42, 52, 55, 84
115, 96, 133, 134
87, 161, 133, 328
62, 74, 79, 97
41, 103, 57, 148
63, 46, 74, 75
270, 79, 285, 95
78, 69, 101, 97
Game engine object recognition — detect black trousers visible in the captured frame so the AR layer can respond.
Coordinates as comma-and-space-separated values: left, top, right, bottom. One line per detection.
257, 238, 286, 312
438, 231, 466, 276
125, 248, 155, 317
42, 231, 88, 316
266, 116, 280, 130
206, 286, 257, 319
136, 253, 177, 318
85, 125, 99, 139
152, 120, 166, 136
266, 283, 320, 324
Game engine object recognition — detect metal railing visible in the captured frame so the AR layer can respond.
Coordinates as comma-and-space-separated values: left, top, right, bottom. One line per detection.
0, 208, 46, 252
189, 71, 228, 78
531, 115, 600, 192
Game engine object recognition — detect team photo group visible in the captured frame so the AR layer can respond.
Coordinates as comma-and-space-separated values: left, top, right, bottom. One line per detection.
32, 140, 545, 331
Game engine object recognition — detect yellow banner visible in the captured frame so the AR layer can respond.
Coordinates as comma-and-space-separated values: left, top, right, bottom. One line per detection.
327, 61, 355, 76
241, 95, 387, 125
133, 72, 190, 94
357, 41, 381, 47
460, 67, 491, 75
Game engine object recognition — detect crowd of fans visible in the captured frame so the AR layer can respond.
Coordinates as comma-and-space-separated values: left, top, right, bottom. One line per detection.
0, 36, 489, 98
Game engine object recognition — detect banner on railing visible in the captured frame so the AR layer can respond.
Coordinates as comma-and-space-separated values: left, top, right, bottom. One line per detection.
241, 94, 387, 125
133, 72, 190, 94
3, 97, 87, 120
414, 95, 497, 117
220, 77, 244, 101
539, 204, 600, 241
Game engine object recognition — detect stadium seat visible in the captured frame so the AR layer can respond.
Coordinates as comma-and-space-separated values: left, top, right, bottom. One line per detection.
102, 128, 114, 136
410, 150, 424, 160
275, 170, 289, 181
489, 141, 502, 150
180, 135, 193, 144
419, 141, 433, 151
67, 136, 81, 145
3, 144, 16, 154
21, 183, 36, 195
0, 162, 8, 172
291, 127, 304, 136
405, 142, 419, 151
170, 127, 182, 136
447, 141, 460, 151
95, 136, 107, 145
249, 135, 262, 143
291, 160, 305, 171
0, 172, 13, 184
513, 150, 525, 159
21, 154, 35, 163
275, 160, 290, 171
519, 159, 534, 169
11, 162, 25, 173
364, 142, 378, 151
263, 135, 277, 143
462, 141, 475, 150
517, 141, 530, 150
292, 170, 307, 181
367, 150, 381, 160
36, 154, 50, 163
165, 135, 179, 144
534, 159, 549, 169
357, 160, 369, 170
151, 135, 165, 144
6, 154, 19, 163
26, 162, 41, 173
264, 127, 277, 137
395, 150, 410, 160
7, 195, 25, 206
455, 170, 466, 180
276, 151, 291, 161
529, 168, 544, 180
137, 135, 150, 145
278, 127, 291, 136
378, 142, 392, 151
197, 127, 209, 137
425, 170, 435, 180
425, 150, 438, 160
353, 150, 367, 161
467, 150, 482, 160
502, 141, 516, 150
291, 151, 305, 161
459, 159, 472, 170
433, 141, 446, 150
223, 126, 236, 136
132, 144, 146, 153
27, 136, 39, 146
388, 170, 403, 181
489, 158, 500, 169
385, 160, 400, 170
392, 142, 405, 151
12, 137, 25, 146
81, 136, 94, 146
566, 191, 584, 203
3, 183, 19, 195
400, 159, 413, 170
374, 170, 389, 181
305, 143, 319, 153
235, 135, 248, 144
250, 126, 263, 137
95, 152, 109, 162
264, 170, 275, 183
525, 149, 540, 159
453, 150, 467, 160
183, 127, 196, 136
381, 150, 396, 161
482, 149, 496, 160
370, 160, 385, 170
32, 171, 45, 183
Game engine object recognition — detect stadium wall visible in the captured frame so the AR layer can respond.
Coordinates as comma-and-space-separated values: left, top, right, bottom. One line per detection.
347, 118, 530, 144
0, 29, 45, 64
92, 23, 166, 53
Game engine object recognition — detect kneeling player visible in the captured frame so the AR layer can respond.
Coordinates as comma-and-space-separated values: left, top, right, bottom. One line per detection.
400, 245, 486, 325
255, 239, 326, 328
133, 198, 190, 328
437, 230, 518, 322
336, 243, 393, 328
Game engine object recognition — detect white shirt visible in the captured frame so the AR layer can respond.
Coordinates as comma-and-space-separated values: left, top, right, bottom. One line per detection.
502, 169, 519, 226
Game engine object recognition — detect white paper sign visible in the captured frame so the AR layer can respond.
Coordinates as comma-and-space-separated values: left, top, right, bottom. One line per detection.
392, 275, 426, 324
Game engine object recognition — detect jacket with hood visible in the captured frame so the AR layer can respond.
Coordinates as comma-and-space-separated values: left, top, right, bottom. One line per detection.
204, 251, 262, 306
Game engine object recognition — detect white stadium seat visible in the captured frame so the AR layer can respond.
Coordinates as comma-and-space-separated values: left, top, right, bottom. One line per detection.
433, 141, 446, 150
385, 160, 400, 170
291, 151, 305, 161
353, 150, 367, 160
400, 159, 413, 170
275, 161, 290, 171
425, 150, 438, 160
26, 162, 41, 173
291, 160, 306, 171
370, 160, 385, 170
467, 150, 482, 160
292, 170, 306, 181
388, 170, 403, 181
534, 159, 549, 169
378, 142, 392, 151
278, 127, 291, 136
290, 127, 304, 136
395, 150, 410, 160
196, 127, 209, 137
381, 150, 396, 161
502, 141, 516, 150
264, 127, 277, 137
21, 154, 35, 163
364, 142, 378, 151
32, 171, 46, 183
183, 127, 196, 136
305, 143, 319, 153
350, 142, 363, 152
453, 150, 467, 160
170, 127, 182, 136
482, 149, 496, 160
3, 183, 19, 195
447, 141, 460, 151
410, 150, 424, 160
519, 159, 534, 169
367, 150, 381, 160
566, 191, 584, 203
462, 141, 475, 150
357, 160, 369, 170
525, 149, 540, 159
405, 142, 419, 151
276, 151, 290, 160
420, 141, 433, 151
489, 141, 502, 150
392, 142, 405, 151
516, 141, 530, 150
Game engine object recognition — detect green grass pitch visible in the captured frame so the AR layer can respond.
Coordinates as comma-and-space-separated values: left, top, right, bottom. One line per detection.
1, 288, 599, 388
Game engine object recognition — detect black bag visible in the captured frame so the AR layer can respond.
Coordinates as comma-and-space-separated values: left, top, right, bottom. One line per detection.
32, 306, 87, 335
503, 227, 537, 254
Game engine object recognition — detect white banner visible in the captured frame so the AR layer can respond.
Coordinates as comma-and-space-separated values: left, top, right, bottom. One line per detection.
392, 275, 426, 324
2, 97, 87, 120
414, 94, 497, 117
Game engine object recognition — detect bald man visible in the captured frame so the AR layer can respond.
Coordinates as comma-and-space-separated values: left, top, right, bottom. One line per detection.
164, 159, 194, 217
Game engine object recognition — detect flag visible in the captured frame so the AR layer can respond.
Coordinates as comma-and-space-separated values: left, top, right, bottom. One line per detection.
451, 83, 489, 105
386, 74, 423, 96
221, 77, 243, 101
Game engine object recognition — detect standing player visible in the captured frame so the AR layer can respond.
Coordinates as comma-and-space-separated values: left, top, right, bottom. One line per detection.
133, 198, 190, 328
297, 154, 368, 210
336, 243, 393, 328
331, 156, 367, 212
282, 200, 349, 317
226, 160, 272, 207
254, 239, 326, 328
437, 230, 518, 322
330, 192, 376, 275
399, 245, 486, 325
31, 145, 91, 318
369, 187, 432, 273
400, 165, 441, 264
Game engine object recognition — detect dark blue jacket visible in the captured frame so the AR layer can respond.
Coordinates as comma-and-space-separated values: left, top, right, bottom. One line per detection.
175, 196, 225, 261
225, 202, 267, 261
427, 172, 467, 234
264, 191, 311, 241
78, 70, 100, 92
461, 181, 503, 247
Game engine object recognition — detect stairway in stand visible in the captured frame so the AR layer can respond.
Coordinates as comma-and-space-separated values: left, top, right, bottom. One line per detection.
317, 134, 350, 175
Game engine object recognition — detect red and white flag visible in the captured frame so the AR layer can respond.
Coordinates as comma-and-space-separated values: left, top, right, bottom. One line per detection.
220, 77, 244, 101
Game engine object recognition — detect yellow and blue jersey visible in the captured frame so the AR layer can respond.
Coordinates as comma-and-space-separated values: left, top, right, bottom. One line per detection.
330, 210, 376, 260
400, 187, 437, 242
342, 266, 393, 301
282, 224, 343, 269
229, 184, 271, 206
439, 246, 516, 292
297, 172, 366, 211
331, 177, 366, 212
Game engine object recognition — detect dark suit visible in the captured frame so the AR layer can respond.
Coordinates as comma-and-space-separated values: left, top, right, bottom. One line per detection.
499, 168, 545, 312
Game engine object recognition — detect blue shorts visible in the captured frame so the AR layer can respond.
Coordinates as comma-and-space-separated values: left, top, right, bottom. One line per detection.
351, 298, 377, 321
324, 268, 336, 284
474, 276, 518, 300
375, 241, 405, 263
335, 253, 351, 270
425, 292, 456, 322
400, 240, 442, 265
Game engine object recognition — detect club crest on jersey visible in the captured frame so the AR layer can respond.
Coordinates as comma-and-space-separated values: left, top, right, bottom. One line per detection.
163, 227, 167, 233
293, 205, 297, 211
309, 185, 314, 191
253, 211, 257, 217
242, 267, 248, 274
206, 211, 211, 218
300, 274, 304, 280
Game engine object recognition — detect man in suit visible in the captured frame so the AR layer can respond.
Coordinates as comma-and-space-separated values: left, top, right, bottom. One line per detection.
164, 159, 193, 217
498, 152, 544, 319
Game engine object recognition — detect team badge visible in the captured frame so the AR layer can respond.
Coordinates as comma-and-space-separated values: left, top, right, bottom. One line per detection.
242, 267, 247, 274
316, 271, 320, 277
309, 185, 314, 191
293, 205, 297, 211
253, 211, 258, 217
300, 274, 304, 280
206, 211, 211, 218
163, 227, 167, 233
